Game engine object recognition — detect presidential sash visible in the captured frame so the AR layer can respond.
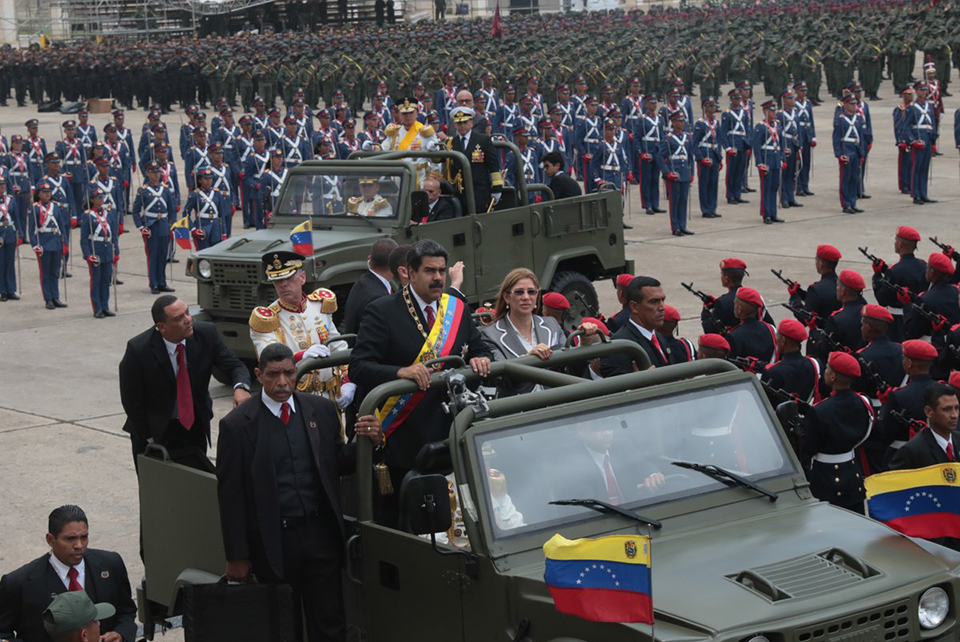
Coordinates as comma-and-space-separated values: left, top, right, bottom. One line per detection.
398, 121, 424, 150
378, 293, 465, 438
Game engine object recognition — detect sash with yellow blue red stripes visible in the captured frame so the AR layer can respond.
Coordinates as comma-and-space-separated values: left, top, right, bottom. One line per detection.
377, 293, 465, 438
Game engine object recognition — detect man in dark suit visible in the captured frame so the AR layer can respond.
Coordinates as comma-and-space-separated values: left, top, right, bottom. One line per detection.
541, 150, 583, 200
342, 239, 397, 335
446, 107, 503, 214
599, 275, 668, 376
217, 343, 383, 642
350, 239, 492, 517
416, 178, 458, 224
119, 295, 251, 467
889, 382, 959, 470
0, 505, 137, 642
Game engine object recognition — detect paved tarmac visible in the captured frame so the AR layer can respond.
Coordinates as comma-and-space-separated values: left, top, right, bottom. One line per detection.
1, 74, 958, 640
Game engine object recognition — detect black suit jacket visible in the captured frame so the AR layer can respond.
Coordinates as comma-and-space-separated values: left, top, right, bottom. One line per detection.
119, 322, 250, 446
0, 550, 137, 642
342, 270, 391, 335
449, 132, 501, 214
216, 393, 354, 580
889, 427, 960, 470
548, 442, 660, 506
599, 321, 668, 376
548, 171, 583, 200
425, 196, 458, 222
350, 287, 492, 470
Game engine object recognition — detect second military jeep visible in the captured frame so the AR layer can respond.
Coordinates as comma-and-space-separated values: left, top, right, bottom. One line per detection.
186, 144, 632, 362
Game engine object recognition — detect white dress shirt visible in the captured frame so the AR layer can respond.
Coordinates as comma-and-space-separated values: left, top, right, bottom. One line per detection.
261, 388, 297, 420
458, 132, 472, 151
49, 554, 85, 590
162, 336, 187, 376
932, 429, 953, 457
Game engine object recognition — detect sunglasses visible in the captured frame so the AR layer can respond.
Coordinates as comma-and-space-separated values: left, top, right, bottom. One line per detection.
511, 288, 540, 297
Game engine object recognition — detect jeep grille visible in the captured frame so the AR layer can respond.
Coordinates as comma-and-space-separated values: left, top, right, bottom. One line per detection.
796, 600, 911, 642
210, 261, 260, 311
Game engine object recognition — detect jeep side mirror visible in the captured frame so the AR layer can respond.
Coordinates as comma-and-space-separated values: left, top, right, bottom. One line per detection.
410, 190, 429, 224
403, 474, 452, 535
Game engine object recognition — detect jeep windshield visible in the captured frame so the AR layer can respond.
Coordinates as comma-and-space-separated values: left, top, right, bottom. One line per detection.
273, 170, 403, 220
472, 379, 794, 541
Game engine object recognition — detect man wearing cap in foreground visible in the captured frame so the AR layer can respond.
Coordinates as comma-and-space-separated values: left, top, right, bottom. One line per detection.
889, 382, 960, 477
249, 251, 354, 409
726, 287, 777, 363
798, 351, 873, 513
700, 257, 774, 334
0, 504, 136, 642
600, 275, 670, 374
870, 226, 927, 342
446, 106, 503, 213
606, 273, 635, 333
881, 339, 938, 468
697, 333, 730, 360
834, 93, 866, 214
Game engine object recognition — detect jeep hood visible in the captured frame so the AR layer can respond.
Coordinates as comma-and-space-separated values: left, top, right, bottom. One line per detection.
195, 227, 388, 260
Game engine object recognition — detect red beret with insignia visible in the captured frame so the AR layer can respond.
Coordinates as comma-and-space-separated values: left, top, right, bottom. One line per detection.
720, 257, 747, 270
862, 304, 894, 323
736, 287, 762, 307
828, 351, 861, 378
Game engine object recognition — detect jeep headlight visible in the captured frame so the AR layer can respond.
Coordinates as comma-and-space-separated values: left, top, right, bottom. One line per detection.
198, 259, 212, 280
918, 587, 949, 629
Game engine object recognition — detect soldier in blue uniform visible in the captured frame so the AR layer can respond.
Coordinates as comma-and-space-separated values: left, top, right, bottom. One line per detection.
43, 153, 76, 279
787, 244, 842, 355
132, 162, 178, 294
637, 94, 665, 215
215, 109, 242, 204
576, 97, 603, 192
725, 286, 778, 362
590, 118, 630, 196
208, 144, 238, 238
278, 115, 313, 169
112, 110, 137, 211
738, 81, 757, 194
517, 96, 539, 140
824, 270, 868, 353
554, 84, 576, 131
761, 319, 820, 405
621, 77, 646, 179
76, 108, 97, 155
184, 167, 229, 250
480, 72, 499, 120
184, 127, 213, 192
895, 85, 915, 195
57, 120, 88, 221
794, 81, 817, 197
80, 187, 119, 318
495, 84, 519, 139
243, 132, 270, 230
845, 83, 873, 200
89, 157, 124, 225
504, 127, 543, 201
657, 110, 694, 237
259, 150, 288, 223
660, 88, 691, 133
777, 89, 803, 209
753, 100, 785, 224
5, 136, 32, 236
720, 88, 750, 205
834, 94, 867, 214
25, 120, 48, 186
0, 177, 21, 301
102, 124, 131, 229
571, 76, 589, 121
28, 181, 68, 309
539, 116, 573, 174
693, 96, 722, 219
904, 81, 937, 204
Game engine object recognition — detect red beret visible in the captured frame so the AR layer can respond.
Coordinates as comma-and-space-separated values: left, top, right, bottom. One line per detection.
903, 339, 938, 361
816, 244, 842, 262
736, 286, 762, 307
839, 269, 865, 291
949, 371, 960, 390
896, 226, 921, 242
698, 333, 730, 352
581, 317, 610, 336
720, 257, 747, 270
778, 319, 808, 342
828, 351, 861, 378
862, 304, 894, 323
928, 252, 955, 275
542, 292, 570, 310
664, 305, 681, 322
616, 274, 635, 288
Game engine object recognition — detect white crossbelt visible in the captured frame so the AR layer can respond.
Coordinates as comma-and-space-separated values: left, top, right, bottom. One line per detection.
813, 452, 855, 464
197, 191, 219, 219
670, 133, 689, 160
841, 116, 860, 144
143, 185, 168, 218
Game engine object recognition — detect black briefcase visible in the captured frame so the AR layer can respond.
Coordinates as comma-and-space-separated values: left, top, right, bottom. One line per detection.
183, 578, 295, 642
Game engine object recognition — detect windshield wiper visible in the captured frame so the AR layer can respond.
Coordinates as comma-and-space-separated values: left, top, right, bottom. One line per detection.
550, 498, 662, 529
350, 214, 382, 231
671, 461, 777, 502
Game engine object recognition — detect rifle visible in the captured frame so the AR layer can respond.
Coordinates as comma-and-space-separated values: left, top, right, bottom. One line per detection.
781, 302, 823, 328
929, 236, 955, 257
911, 302, 949, 331
852, 352, 891, 398
874, 274, 913, 304
682, 281, 728, 334
572, 290, 605, 322
771, 268, 806, 298
726, 355, 768, 373
858, 245, 887, 272
890, 409, 926, 440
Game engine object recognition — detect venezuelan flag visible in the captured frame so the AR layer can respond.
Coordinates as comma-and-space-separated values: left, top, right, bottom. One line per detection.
865, 463, 960, 539
171, 216, 192, 250
543, 534, 653, 624
290, 219, 313, 256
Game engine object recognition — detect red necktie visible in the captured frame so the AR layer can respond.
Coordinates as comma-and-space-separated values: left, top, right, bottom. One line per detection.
280, 402, 290, 426
424, 304, 436, 329
67, 566, 82, 591
175, 344, 194, 430
603, 454, 622, 505
650, 333, 667, 363
948, 442, 955, 462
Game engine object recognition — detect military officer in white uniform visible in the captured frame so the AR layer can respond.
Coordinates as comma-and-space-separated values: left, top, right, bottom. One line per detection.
347, 177, 394, 217
383, 96, 441, 186
249, 251, 355, 408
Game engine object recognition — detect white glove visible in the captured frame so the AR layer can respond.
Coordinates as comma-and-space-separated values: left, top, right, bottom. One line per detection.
491, 192, 502, 204
302, 344, 331, 359
336, 382, 356, 409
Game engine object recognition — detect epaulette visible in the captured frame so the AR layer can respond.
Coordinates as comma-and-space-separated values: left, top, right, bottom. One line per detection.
420, 125, 436, 137
373, 196, 389, 212
249, 305, 280, 333
347, 196, 361, 214
384, 123, 400, 138
307, 287, 338, 314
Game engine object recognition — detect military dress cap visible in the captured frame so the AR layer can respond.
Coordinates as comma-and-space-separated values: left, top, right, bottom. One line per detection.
671, 78, 685, 88
148, 111, 161, 120
220, 107, 234, 115
268, 108, 281, 117
793, 81, 808, 90
112, 109, 125, 117
666, 87, 680, 96
193, 127, 207, 135
316, 110, 331, 119
720, 257, 747, 270
699, 333, 730, 352
828, 351, 861, 378
343, 118, 356, 128
557, 84, 570, 93
913, 80, 928, 90
239, 115, 253, 125
271, 148, 284, 158
736, 287, 762, 307
736, 80, 751, 89
283, 115, 296, 125
196, 112, 207, 120
196, 167, 214, 179
903, 339, 938, 361
451, 106, 476, 123
581, 316, 610, 336
253, 131, 266, 140
899, 84, 916, 95
603, 118, 617, 129
817, 244, 842, 262
252, 97, 264, 106
542, 292, 570, 310
358, 177, 378, 185
538, 118, 553, 129
314, 134, 330, 147
779, 89, 794, 100
586, 96, 598, 105
928, 252, 955, 275
77, 108, 89, 115
839, 270, 865, 291
520, 95, 533, 104
923, 61, 936, 71
503, 84, 516, 93
664, 305, 681, 322
513, 124, 530, 136
36, 180, 53, 191
616, 273, 635, 288
43, 591, 115, 635
778, 319, 808, 343
333, 88, 344, 96
397, 97, 417, 113
896, 225, 921, 241
761, 99, 777, 110
44, 151, 61, 163
25, 119, 38, 127
94, 156, 109, 166
154, 142, 169, 152
145, 161, 160, 171
669, 109, 686, 122
727, 88, 740, 97
702, 96, 717, 106
103, 123, 117, 133
427, 111, 440, 123
646, 93, 661, 102
950, 371, 960, 390
10, 134, 22, 142
862, 304, 894, 323
363, 111, 378, 120
62, 120, 76, 128
151, 123, 166, 132
263, 251, 305, 281
209, 143, 224, 153
89, 186, 105, 198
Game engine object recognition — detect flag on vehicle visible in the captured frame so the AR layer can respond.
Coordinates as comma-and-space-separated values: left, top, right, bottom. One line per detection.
865, 463, 960, 539
290, 219, 313, 256
543, 534, 652, 624
172, 216, 191, 250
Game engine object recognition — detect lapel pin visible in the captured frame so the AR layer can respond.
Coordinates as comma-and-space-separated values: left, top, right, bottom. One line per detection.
309, 421, 317, 430
101, 571, 110, 579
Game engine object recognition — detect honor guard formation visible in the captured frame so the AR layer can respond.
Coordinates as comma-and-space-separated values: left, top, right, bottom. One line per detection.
7, 2, 960, 641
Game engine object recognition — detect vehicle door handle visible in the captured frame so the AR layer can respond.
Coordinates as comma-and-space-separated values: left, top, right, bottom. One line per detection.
473, 220, 483, 246
344, 534, 363, 585
532, 209, 543, 237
